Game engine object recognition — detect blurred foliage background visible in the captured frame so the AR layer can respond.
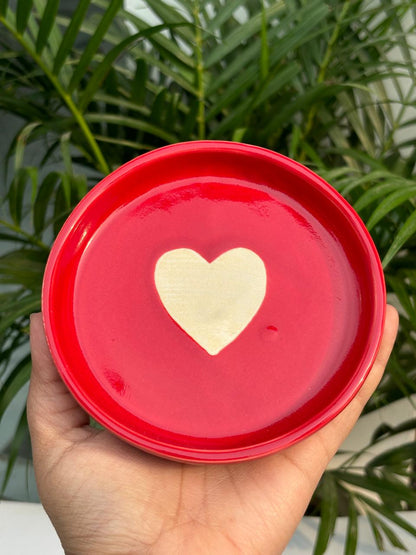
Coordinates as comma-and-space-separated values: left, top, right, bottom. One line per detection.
0, 0, 415, 552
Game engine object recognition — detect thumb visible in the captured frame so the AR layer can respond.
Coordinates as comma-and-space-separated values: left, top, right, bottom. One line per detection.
27, 313, 91, 447
283, 304, 399, 471
313, 303, 400, 456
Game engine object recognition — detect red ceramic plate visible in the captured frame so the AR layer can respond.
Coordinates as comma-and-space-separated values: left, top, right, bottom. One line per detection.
42, 141, 385, 463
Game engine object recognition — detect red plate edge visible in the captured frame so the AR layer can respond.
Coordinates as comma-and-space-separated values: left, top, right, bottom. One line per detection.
41, 140, 386, 463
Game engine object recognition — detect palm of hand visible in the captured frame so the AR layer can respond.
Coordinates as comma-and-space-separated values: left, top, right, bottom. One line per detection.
28, 309, 398, 554
34, 423, 328, 554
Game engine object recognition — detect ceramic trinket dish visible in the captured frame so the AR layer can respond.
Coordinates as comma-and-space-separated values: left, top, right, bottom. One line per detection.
42, 141, 385, 462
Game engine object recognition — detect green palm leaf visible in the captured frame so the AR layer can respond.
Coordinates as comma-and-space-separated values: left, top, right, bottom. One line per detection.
383, 210, 416, 268
366, 187, 416, 230
0, 355, 31, 422
205, 2, 284, 69
344, 497, 358, 555
1, 407, 29, 494
52, 0, 92, 74
313, 473, 339, 555
0, 0, 8, 17
16, 0, 33, 35
35, 0, 60, 54
68, 0, 124, 93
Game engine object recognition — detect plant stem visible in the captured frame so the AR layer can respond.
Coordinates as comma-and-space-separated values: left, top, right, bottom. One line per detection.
193, 2, 205, 140
0, 16, 110, 176
299, 0, 351, 162
0, 220, 50, 250
61, 92, 110, 174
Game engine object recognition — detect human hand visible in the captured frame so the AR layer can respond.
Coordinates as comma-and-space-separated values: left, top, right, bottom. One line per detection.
27, 306, 398, 555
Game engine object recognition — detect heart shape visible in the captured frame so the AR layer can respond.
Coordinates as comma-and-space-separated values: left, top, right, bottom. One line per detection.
154, 248, 267, 355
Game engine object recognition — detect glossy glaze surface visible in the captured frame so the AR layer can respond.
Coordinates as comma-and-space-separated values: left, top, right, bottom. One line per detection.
42, 142, 385, 462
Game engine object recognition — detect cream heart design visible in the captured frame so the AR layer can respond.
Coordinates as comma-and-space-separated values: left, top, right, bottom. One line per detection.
154, 248, 267, 355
